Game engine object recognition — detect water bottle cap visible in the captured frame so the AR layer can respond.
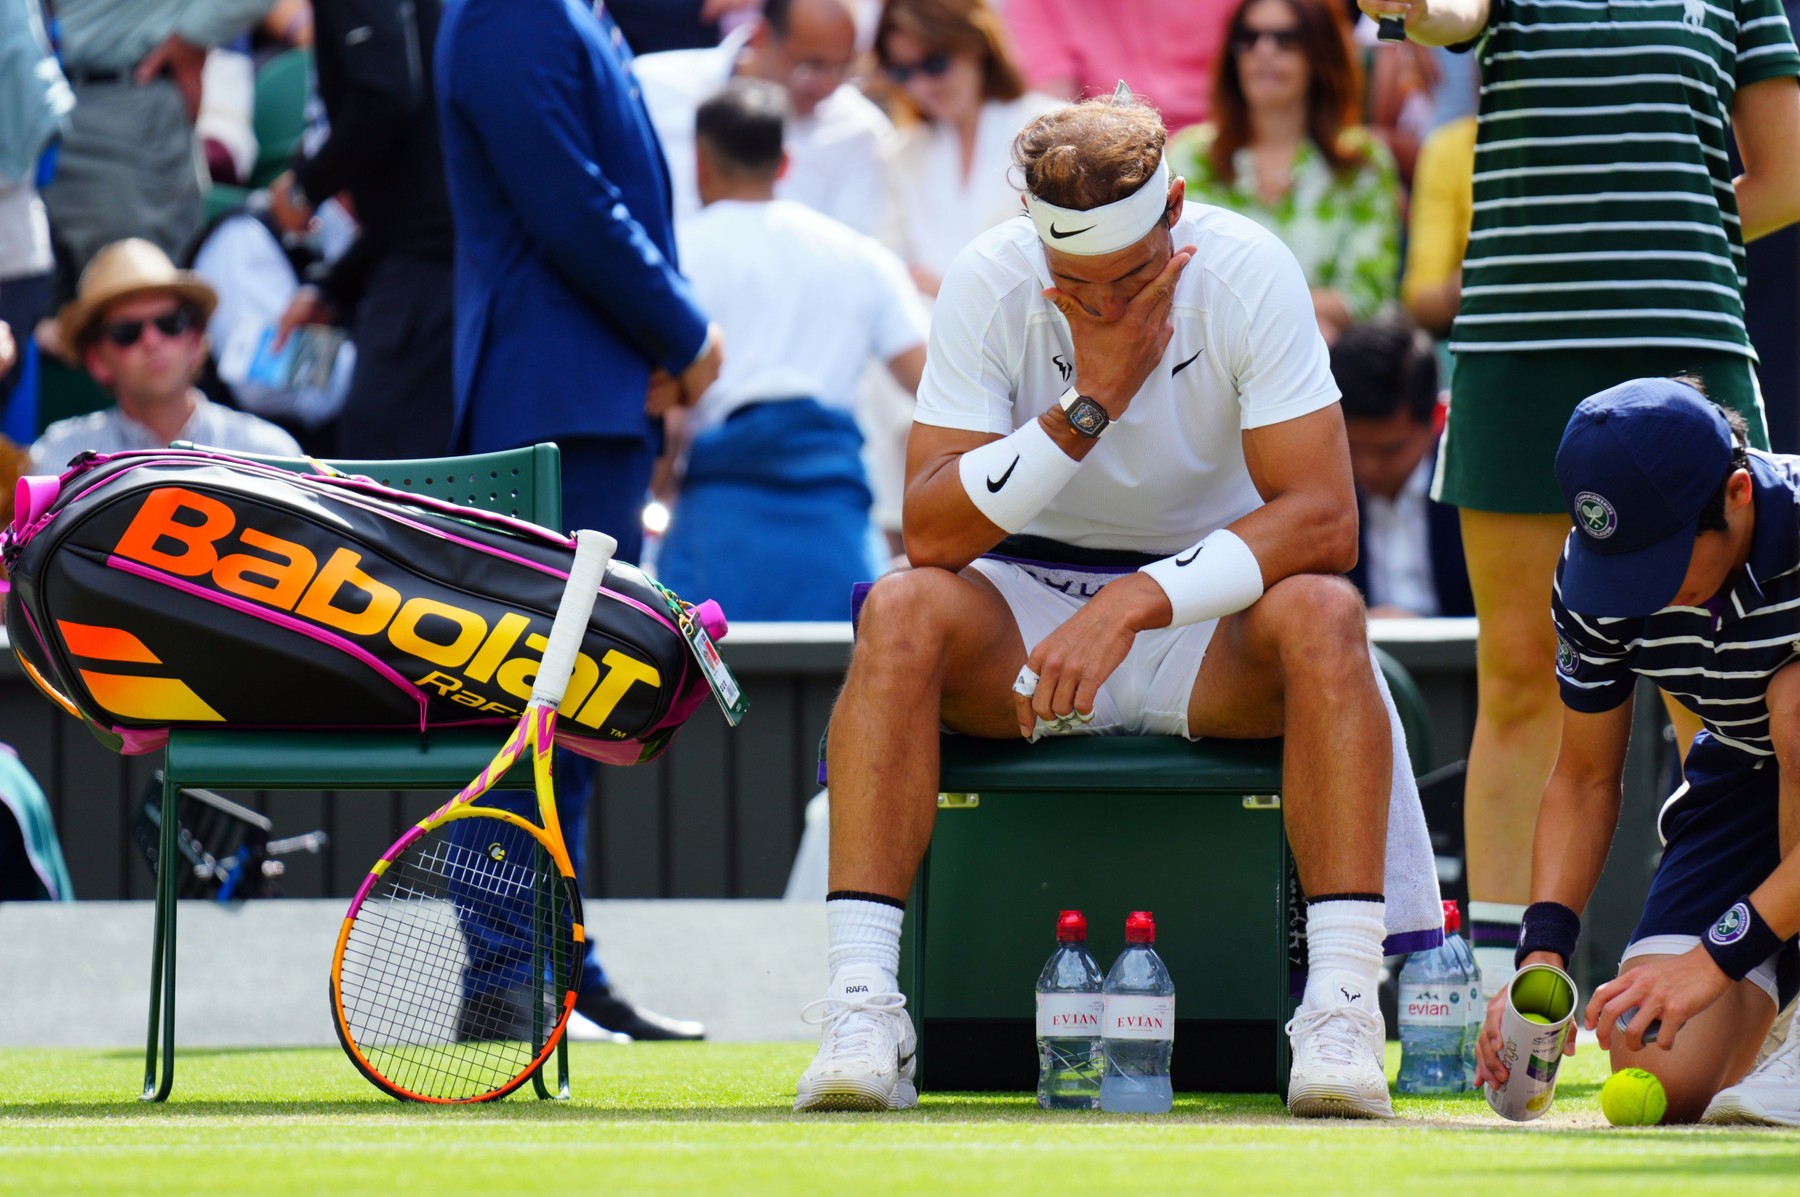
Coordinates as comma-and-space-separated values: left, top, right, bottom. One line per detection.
1124, 910, 1155, 943
1055, 909, 1087, 942
1442, 900, 1460, 933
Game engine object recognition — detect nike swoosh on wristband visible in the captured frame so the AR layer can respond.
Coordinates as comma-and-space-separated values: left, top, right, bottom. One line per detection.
987, 456, 1021, 492
1174, 544, 1203, 566
1172, 349, 1203, 376
1049, 222, 1096, 239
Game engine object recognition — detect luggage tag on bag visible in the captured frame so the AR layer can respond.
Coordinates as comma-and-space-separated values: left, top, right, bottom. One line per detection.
652, 581, 748, 727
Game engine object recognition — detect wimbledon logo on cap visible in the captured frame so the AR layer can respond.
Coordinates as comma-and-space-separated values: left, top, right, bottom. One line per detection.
1709, 902, 1750, 946
1575, 491, 1618, 540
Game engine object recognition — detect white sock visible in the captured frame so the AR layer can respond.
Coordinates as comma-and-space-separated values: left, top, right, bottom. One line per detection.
1469, 900, 1526, 988
1304, 898, 1386, 1010
826, 897, 903, 985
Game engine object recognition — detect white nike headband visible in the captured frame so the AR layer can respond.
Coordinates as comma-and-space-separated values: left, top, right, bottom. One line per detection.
1024, 157, 1171, 257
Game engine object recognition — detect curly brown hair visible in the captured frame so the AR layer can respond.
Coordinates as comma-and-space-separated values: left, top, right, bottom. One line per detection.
1011, 97, 1167, 211
1209, 0, 1365, 183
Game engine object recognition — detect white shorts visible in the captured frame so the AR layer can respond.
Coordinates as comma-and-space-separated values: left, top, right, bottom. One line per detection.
968, 556, 1215, 740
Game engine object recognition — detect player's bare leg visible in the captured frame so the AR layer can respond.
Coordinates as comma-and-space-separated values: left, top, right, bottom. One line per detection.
797, 565, 1027, 1112
1191, 574, 1395, 1117
1460, 510, 1573, 980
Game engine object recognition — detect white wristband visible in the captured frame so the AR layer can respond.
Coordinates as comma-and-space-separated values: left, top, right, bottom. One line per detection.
957, 418, 1082, 534
1138, 528, 1265, 628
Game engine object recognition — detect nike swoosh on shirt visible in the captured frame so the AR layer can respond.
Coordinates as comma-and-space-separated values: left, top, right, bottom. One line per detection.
987, 456, 1021, 493
1049, 222, 1095, 239
1175, 545, 1203, 566
1172, 349, 1203, 376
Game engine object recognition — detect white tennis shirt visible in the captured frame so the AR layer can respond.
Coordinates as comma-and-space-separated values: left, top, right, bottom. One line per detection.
913, 203, 1340, 554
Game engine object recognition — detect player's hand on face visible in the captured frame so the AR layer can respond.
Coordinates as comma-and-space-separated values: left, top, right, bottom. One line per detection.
1587, 949, 1731, 1053
1041, 244, 1194, 418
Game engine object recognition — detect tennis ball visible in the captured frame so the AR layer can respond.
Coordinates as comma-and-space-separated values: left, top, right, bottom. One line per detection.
1521, 1013, 1552, 1024
1601, 1068, 1668, 1126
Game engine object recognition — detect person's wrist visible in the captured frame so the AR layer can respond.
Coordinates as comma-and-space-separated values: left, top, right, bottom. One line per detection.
1099, 572, 1176, 632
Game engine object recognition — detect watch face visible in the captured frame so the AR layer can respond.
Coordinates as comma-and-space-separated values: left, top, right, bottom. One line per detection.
1067, 395, 1109, 437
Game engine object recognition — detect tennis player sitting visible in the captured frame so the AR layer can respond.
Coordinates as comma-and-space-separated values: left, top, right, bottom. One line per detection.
1475, 378, 1799, 1126
795, 92, 1435, 1118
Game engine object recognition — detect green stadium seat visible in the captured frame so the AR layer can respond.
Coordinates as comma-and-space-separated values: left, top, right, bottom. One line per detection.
247, 48, 312, 190
899, 653, 1431, 1095
142, 444, 566, 1102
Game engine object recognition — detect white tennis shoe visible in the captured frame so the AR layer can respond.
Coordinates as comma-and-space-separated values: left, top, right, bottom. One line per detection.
1286, 975, 1396, 1119
1703, 1019, 1800, 1127
794, 967, 919, 1112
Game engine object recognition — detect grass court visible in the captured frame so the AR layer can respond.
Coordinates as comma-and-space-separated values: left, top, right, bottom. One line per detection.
2, 1042, 1796, 1196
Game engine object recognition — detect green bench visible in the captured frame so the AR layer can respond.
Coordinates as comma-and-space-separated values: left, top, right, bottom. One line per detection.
898, 651, 1431, 1094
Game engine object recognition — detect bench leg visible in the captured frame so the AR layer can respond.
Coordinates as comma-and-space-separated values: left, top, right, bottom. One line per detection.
141, 776, 180, 1101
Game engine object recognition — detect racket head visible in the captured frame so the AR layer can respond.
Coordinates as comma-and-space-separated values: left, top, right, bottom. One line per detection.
330, 804, 585, 1103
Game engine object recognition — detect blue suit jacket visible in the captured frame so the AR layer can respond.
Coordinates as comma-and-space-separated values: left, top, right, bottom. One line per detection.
435, 0, 709, 452
1346, 451, 1474, 618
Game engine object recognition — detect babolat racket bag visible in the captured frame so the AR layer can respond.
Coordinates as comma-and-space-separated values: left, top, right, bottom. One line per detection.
3, 449, 732, 762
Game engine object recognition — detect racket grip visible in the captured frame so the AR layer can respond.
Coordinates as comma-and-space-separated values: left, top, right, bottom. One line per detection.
534, 529, 617, 707
1377, 14, 1406, 40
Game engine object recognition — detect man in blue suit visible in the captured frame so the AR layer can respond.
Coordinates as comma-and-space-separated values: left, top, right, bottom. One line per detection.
1335, 318, 1474, 619
437, 0, 721, 1040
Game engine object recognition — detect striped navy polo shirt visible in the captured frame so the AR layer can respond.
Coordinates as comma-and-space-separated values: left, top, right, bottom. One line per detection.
1455, 0, 1800, 358
1553, 451, 1800, 761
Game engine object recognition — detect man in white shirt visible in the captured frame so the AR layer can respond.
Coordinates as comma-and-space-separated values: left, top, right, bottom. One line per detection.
1335, 318, 1472, 619
632, 0, 891, 234
31, 239, 301, 473
794, 96, 1439, 1119
657, 79, 926, 620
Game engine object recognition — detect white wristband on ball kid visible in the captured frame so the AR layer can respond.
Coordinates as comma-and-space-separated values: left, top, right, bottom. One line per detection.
957, 418, 1083, 534
1138, 528, 1265, 628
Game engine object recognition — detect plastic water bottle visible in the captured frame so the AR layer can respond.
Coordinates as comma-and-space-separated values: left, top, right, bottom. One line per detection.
1445, 903, 1481, 1088
1035, 909, 1104, 1109
1397, 900, 1470, 1095
1100, 910, 1175, 1113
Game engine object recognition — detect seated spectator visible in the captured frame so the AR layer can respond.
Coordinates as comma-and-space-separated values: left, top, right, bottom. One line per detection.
875, 0, 1063, 299
1334, 317, 1471, 618
1400, 113, 1475, 337
655, 80, 928, 621
30, 239, 301, 473
633, 0, 893, 234
1168, 0, 1400, 343
1002, 0, 1224, 132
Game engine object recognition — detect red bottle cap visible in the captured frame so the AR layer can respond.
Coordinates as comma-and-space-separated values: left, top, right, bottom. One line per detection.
1443, 900, 1461, 933
1125, 910, 1156, 943
1056, 910, 1087, 942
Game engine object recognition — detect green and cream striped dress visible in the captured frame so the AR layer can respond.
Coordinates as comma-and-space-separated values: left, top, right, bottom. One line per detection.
1452, 0, 1800, 358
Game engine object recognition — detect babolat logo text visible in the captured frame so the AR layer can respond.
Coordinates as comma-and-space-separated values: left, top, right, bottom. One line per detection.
110, 486, 661, 729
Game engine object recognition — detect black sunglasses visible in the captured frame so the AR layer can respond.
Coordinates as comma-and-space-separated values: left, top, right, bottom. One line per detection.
1230, 27, 1304, 52
884, 50, 953, 84
100, 306, 197, 348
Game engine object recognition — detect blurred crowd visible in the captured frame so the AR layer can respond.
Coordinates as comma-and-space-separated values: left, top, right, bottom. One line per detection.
0, 0, 1794, 627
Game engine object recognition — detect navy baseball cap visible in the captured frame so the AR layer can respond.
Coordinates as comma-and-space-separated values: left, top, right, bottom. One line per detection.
1554, 378, 1734, 617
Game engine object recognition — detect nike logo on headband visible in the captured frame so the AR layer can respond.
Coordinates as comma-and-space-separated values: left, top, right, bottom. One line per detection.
987, 456, 1021, 492
1172, 349, 1203, 376
1175, 544, 1203, 567
1049, 222, 1096, 239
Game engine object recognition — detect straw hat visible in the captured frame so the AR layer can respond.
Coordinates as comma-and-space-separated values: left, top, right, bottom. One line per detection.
57, 239, 217, 352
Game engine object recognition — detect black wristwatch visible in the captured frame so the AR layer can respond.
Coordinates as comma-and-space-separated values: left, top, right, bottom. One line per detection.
1058, 385, 1111, 438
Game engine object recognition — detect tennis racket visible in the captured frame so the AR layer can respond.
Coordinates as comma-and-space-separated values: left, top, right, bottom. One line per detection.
329, 529, 616, 1102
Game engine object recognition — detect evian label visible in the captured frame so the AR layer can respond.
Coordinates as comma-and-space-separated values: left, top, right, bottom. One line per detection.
1103, 994, 1175, 1041
1399, 983, 1463, 1028
1037, 993, 1103, 1037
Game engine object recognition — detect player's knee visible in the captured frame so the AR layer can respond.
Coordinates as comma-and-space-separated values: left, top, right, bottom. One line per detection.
852, 567, 964, 660
1258, 575, 1368, 670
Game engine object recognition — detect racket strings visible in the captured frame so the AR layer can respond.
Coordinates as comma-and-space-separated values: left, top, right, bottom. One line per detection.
337, 818, 577, 1101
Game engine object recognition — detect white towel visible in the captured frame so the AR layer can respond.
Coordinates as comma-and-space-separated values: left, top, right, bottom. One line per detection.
1372, 647, 1446, 954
